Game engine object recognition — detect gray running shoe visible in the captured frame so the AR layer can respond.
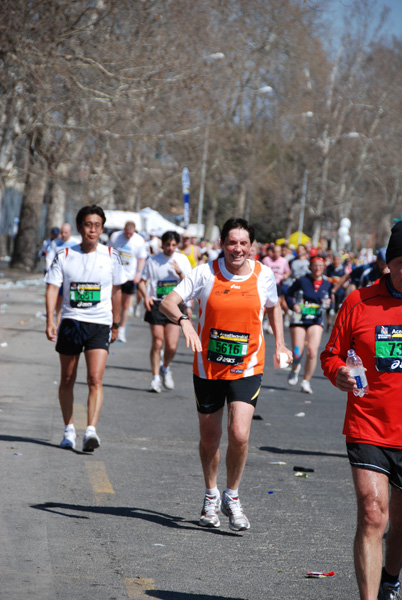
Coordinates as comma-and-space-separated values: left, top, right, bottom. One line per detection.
199, 494, 221, 528
378, 581, 401, 600
221, 491, 250, 531
82, 430, 100, 452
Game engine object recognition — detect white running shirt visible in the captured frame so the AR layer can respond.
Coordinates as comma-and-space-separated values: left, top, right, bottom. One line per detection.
45, 244, 127, 325
108, 231, 147, 280
141, 251, 192, 300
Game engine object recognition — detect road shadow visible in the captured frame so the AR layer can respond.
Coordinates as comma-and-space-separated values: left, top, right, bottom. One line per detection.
261, 384, 292, 392
30, 503, 239, 536
0, 326, 44, 334
105, 365, 148, 373
76, 381, 148, 393
0, 435, 91, 455
260, 445, 347, 459
147, 592, 245, 600
0, 434, 60, 449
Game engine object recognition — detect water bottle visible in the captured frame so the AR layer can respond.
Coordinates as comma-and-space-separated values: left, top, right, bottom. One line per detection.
346, 349, 369, 397
295, 290, 304, 308
293, 290, 304, 322
321, 292, 330, 310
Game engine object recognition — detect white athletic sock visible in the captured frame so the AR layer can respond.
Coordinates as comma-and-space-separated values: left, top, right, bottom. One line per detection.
86, 425, 96, 434
206, 486, 220, 497
65, 424, 75, 432
152, 375, 161, 382
119, 326, 126, 335
224, 488, 238, 498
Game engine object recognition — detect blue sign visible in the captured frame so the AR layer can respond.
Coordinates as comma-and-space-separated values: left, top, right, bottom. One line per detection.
182, 168, 190, 228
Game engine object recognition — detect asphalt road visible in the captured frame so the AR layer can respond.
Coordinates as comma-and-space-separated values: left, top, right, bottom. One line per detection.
0, 271, 359, 600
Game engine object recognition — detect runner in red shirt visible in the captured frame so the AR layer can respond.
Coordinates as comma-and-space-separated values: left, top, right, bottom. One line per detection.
321, 222, 402, 600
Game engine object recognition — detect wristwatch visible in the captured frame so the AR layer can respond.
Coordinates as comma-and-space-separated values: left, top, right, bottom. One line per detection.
112, 322, 120, 329
177, 315, 189, 325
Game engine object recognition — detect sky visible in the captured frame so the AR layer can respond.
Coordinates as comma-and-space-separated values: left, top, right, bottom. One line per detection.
375, 0, 402, 37
327, 0, 402, 45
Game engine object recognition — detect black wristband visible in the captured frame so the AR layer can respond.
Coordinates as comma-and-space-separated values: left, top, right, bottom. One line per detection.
112, 322, 120, 329
177, 315, 189, 325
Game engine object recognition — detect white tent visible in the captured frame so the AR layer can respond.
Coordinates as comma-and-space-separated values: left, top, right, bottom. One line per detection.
186, 223, 220, 241
104, 210, 142, 232
139, 207, 184, 237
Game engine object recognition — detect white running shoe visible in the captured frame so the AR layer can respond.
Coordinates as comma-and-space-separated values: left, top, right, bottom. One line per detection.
199, 494, 221, 528
288, 363, 301, 386
149, 378, 162, 393
134, 305, 141, 318
60, 427, 76, 450
117, 330, 127, 343
301, 379, 313, 394
221, 491, 250, 531
161, 367, 174, 390
82, 429, 100, 452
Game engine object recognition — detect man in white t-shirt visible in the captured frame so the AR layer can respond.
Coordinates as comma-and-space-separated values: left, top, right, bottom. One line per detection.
108, 221, 147, 342
45, 205, 126, 452
138, 231, 191, 392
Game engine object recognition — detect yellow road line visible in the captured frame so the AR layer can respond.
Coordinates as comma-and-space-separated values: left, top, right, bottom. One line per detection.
74, 403, 87, 430
85, 461, 115, 496
124, 578, 156, 599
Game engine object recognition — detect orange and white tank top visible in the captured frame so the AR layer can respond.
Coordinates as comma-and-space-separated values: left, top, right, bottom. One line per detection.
174, 258, 278, 380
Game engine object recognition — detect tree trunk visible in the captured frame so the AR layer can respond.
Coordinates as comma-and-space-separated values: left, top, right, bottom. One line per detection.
236, 181, 247, 217
46, 175, 66, 231
204, 193, 218, 242
11, 157, 47, 271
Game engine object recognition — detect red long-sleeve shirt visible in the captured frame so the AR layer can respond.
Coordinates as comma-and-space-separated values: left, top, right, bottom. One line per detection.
321, 276, 402, 448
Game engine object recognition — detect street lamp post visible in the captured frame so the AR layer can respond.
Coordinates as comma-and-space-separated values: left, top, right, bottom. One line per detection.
298, 169, 308, 247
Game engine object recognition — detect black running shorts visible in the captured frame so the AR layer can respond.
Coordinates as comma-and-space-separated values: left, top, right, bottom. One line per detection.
56, 319, 110, 355
193, 374, 262, 414
347, 442, 402, 491
121, 281, 136, 295
144, 301, 185, 326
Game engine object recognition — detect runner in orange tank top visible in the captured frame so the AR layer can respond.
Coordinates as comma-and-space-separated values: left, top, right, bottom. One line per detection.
161, 217, 292, 532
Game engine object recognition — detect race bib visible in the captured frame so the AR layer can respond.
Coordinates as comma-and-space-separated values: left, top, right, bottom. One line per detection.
302, 303, 321, 317
375, 325, 402, 372
119, 245, 132, 265
156, 279, 177, 299
70, 282, 101, 308
207, 328, 249, 365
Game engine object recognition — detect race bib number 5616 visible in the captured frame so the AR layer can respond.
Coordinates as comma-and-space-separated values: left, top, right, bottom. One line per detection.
207, 328, 249, 365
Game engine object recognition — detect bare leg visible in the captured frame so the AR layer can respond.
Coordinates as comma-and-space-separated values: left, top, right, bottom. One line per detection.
303, 324, 323, 381
226, 401, 255, 490
384, 486, 402, 577
84, 348, 108, 427
163, 323, 181, 368
352, 467, 389, 600
198, 409, 224, 489
120, 292, 131, 328
149, 324, 164, 376
59, 354, 80, 425
290, 326, 306, 369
